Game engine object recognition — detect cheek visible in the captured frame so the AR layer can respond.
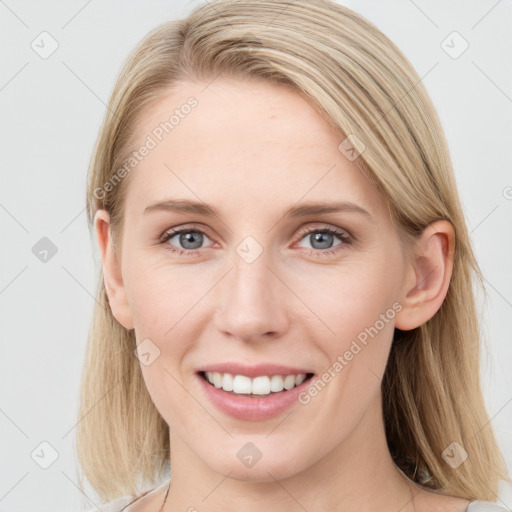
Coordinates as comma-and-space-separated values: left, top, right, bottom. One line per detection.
298, 252, 402, 369
126, 259, 205, 423
125, 256, 209, 336
125, 258, 207, 407
294, 259, 400, 430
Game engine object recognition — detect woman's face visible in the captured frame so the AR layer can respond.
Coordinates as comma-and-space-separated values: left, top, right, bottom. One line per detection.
106, 77, 412, 482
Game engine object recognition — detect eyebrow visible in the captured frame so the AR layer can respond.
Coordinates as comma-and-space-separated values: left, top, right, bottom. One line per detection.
143, 198, 373, 221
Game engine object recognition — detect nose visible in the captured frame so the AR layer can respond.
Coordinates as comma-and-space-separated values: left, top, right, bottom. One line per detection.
213, 249, 290, 343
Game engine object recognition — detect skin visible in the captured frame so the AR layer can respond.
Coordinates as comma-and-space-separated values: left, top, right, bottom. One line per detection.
95, 77, 469, 512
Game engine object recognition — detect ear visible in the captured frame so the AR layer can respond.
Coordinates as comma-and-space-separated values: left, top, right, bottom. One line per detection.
94, 209, 134, 330
395, 220, 455, 331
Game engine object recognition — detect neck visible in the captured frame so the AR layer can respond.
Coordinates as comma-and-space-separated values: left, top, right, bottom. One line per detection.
163, 392, 418, 512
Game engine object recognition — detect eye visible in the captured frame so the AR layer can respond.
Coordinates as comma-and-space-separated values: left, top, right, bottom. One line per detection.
295, 225, 352, 256
158, 224, 353, 257
159, 225, 213, 255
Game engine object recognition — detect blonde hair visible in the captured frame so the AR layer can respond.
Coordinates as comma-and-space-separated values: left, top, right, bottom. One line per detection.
78, 0, 510, 502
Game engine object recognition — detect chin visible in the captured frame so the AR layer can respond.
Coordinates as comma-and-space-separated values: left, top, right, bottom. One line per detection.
204, 447, 305, 483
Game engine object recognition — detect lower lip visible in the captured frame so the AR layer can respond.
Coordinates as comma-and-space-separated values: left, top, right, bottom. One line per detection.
196, 372, 314, 421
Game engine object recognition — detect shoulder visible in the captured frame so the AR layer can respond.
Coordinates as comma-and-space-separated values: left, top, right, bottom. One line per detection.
84, 479, 170, 512
412, 487, 505, 512
85, 495, 135, 512
466, 502, 511, 512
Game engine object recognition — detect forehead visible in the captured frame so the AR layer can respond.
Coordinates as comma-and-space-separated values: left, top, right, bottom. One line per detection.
132, 77, 339, 158
122, 77, 386, 220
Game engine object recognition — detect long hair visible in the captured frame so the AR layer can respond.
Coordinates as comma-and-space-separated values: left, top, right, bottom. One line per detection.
77, 0, 510, 502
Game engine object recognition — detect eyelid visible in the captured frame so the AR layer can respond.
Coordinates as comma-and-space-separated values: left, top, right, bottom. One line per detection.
294, 222, 353, 241
159, 222, 214, 243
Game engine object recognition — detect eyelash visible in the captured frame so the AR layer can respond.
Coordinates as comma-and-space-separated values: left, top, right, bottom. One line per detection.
158, 223, 353, 258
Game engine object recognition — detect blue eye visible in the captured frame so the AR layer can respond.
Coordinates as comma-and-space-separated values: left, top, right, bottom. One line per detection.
297, 227, 351, 254
159, 224, 352, 257
160, 228, 212, 255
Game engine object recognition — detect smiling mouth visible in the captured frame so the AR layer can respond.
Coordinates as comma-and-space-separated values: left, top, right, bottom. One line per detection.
198, 370, 315, 396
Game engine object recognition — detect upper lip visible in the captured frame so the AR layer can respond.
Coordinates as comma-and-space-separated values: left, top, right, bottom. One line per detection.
196, 362, 315, 378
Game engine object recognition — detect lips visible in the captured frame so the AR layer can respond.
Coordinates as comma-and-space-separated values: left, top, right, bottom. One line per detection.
196, 369, 316, 421
195, 362, 314, 379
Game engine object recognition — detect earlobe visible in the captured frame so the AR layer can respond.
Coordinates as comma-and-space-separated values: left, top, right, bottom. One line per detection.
395, 220, 455, 331
93, 210, 134, 330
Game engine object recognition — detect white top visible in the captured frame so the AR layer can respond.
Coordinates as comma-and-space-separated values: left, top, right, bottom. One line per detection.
85, 485, 510, 512
86, 495, 133, 512
85, 479, 169, 512
467, 503, 510, 512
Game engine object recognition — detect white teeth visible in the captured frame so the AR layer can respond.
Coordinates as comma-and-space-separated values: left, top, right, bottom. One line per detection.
213, 372, 222, 388
295, 374, 306, 386
204, 371, 309, 395
222, 372, 233, 391
233, 375, 252, 394
270, 375, 284, 392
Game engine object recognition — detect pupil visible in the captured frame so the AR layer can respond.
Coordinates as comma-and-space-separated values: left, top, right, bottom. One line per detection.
312, 232, 332, 250
181, 232, 202, 250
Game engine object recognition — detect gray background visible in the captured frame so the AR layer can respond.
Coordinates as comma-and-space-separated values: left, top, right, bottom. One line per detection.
1, 0, 511, 510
